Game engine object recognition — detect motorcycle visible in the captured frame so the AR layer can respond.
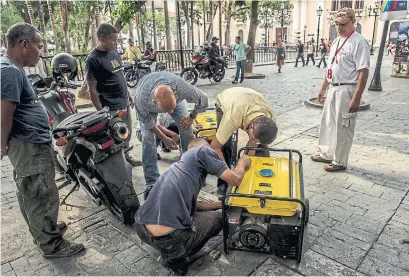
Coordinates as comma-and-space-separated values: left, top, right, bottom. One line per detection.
29, 74, 140, 225
180, 47, 228, 85
125, 58, 167, 88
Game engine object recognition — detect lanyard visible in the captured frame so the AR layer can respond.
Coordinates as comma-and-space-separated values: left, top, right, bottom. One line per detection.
331, 31, 354, 65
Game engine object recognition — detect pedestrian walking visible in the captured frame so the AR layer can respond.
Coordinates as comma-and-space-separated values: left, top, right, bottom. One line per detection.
276, 41, 285, 73
294, 40, 305, 67
306, 42, 315, 65
231, 36, 251, 84
311, 7, 370, 172
386, 42, 393, 56
317, 38, 328, 68
1, 23, 84, 258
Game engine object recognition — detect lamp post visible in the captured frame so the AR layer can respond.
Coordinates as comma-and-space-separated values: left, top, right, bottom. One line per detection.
327, 15, 334, 40
368, 20, 390, 91
368, 0, 380, 55
303, 25, 307, 44
316, 6, 323, 55
259, 7, 273, 47
274, 2, 291, 43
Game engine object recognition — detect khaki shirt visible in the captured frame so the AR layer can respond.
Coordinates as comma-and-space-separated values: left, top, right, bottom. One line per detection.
122, 45, 142, 61
215, 87, 276, 145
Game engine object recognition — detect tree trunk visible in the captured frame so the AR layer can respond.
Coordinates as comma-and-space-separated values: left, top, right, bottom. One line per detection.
95, 0, 101, 27
151, 1, 158, 49
84, 6, 94, 51
225, 0, 232, 47
181, 2, 190, 49
245, 0, 259, 73
60, 0, 71, 53
91, 21, 96, 48
206, 4, 218, 42
36, 0, 48, 55
46, 0, 59, 53
164, 1, 172, 50
129, 25, 134, 41
26, 0, 34, 24
140, 12, 145, 47
135, 15, 141, 48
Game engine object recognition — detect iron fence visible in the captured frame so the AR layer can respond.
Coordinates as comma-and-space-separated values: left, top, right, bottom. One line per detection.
40, 46, 298, 81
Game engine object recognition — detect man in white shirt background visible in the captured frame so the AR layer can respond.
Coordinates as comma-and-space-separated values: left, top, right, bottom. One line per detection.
311, 7, 370, 172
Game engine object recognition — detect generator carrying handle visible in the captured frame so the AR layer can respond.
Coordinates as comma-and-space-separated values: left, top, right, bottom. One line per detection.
237, 147, 303, 164
196, 127, 217, 138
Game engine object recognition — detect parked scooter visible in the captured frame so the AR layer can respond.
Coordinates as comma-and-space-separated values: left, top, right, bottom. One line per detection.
29, 53, 140, 225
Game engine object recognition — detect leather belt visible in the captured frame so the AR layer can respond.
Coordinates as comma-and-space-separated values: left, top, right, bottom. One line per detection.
330, 83, 357, 86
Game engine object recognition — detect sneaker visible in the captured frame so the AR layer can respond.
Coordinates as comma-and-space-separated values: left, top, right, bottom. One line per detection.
232, 80, 238, 84
217, 185, 228, 200
239, 79, 244, 83
160, 142, 171, 153
126, 155, 142, 167
43, 239, 85, 259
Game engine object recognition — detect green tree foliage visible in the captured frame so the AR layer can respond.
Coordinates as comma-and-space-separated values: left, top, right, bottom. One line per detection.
0, 3, 23, 35
111, 0, 146, 32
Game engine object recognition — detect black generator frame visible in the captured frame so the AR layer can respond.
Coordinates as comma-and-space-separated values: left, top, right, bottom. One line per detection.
221, 147, 308, 263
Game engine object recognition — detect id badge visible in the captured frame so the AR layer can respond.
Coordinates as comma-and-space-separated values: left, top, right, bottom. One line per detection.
327, 68, 333, 83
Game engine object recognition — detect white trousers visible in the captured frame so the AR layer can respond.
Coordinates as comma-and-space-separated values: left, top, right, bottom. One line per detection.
318, 85, 358, 167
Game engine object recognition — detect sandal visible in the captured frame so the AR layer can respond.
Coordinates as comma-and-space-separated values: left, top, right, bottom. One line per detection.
311, 155, 332, 163
324, 164, 346, 172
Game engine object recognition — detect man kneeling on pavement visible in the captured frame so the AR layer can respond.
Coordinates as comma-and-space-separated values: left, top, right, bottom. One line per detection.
134, 138, 251, 275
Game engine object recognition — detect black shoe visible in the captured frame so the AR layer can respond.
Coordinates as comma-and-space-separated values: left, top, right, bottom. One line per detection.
43, 239, 85, 259
316, 65, 320, 68
144, 185, 153, 200
157, 153, 162, 160
217, 185, 228, 200
323, 66, 327, 68
294, 65, 298, 67
126, 155, 142, 167
239, 79, 243, 83
278, 68, 281, 73
232, 80, 238, 84
33, 222, 68, 245
161, 142, 171, 153
160, 257, 189, 276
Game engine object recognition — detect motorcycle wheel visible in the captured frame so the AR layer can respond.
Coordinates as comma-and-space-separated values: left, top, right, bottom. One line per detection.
180, 68, 199, 85
98, 179, 140, 225
125, 70, 139, 88
212, 67, 225, 83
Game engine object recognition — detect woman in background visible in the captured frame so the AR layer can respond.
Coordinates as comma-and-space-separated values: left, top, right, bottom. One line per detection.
276, 42, 285, 73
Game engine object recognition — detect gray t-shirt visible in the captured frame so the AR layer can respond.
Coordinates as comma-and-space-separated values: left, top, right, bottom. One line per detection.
0, 56, 51, 143
135, 146, 228, 229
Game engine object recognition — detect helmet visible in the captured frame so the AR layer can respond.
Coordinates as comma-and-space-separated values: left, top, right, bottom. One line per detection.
51, 53, 78, 80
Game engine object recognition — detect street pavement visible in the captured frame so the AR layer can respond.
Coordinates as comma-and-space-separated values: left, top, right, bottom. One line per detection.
1, 55, 409, 276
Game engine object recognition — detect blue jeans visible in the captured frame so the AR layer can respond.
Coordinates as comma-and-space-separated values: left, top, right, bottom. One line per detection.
235, 60, 245, 81
138, 100, 194, 185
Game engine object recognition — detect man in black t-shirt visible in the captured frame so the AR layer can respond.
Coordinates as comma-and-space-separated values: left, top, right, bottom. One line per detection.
209, 37, 220, 73
1, 23, 84, 259
135, 138, 251, 275
85, 23, 141, 166
142, 41, 157, 62
295, 40, 305, 67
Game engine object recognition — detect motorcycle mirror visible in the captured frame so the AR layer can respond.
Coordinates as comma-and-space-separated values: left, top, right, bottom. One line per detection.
56, 137, 68, 146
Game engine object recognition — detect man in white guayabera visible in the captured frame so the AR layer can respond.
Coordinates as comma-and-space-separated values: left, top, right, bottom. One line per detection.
311, 7, 370, 172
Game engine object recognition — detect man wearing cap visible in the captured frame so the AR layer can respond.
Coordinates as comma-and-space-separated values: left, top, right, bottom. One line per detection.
311, 7, 370, 172
209, 37, 220, 74
210, 87, 278, 198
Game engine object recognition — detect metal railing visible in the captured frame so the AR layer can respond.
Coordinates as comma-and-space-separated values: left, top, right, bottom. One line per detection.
39, 46, 298, 81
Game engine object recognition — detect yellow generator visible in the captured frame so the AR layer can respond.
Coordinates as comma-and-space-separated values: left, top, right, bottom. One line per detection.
194, 108, 238, 164
222, 147, 309, 262
194, 109, 218, 142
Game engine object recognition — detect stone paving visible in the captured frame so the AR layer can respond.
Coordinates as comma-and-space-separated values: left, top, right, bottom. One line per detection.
2, 56, 409, 276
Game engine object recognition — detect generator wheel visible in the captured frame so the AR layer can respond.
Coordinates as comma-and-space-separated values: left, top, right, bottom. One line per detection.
305, 198, 310, 225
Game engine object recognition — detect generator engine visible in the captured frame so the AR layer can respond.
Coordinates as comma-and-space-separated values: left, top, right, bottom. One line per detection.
222, 147, 309, 263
